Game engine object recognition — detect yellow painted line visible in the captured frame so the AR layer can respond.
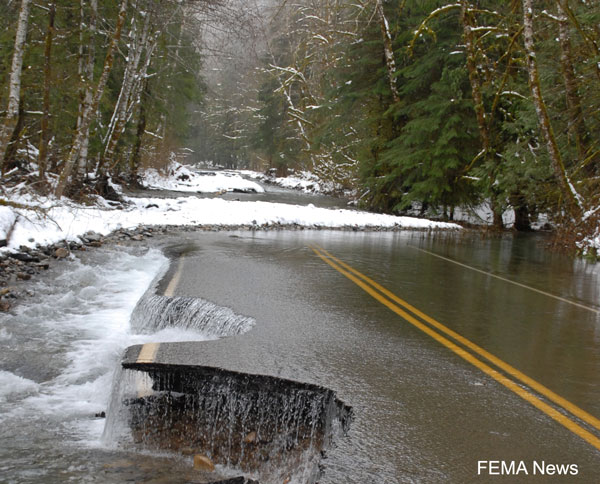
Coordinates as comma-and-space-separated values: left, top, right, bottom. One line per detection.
315, 244, 600, 433
410, 245, 600, 314
309, 245, 600, 452
136, 342, 160, 364
164, 255, 185, 297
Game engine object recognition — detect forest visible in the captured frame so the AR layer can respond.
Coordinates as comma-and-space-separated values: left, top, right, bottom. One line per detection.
1, 0, 599, 252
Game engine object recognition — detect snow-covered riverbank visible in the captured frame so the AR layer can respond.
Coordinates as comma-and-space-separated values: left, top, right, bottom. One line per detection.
0, 169, 460, 254
142, 163, 265, 194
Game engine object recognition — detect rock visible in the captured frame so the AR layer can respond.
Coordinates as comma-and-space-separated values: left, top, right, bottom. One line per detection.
145, 204, 159, 209
95, 411, 106, 418
88, 241, 102, 247
0, 301, 10, 311
54, 248, 69, 258
9, 252, 39, 263
131, 235, 144, 241
244, 431, 257, 444
36, 261, 50, 270
84, 231, 102, 242
0, 288, 11, 296
16, 272, 31, 280
193, 455, 215, 472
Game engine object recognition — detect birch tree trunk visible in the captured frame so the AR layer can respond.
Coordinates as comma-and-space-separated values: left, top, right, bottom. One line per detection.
55, 0, 128, 198
0, 0, 32, 172
522, 0, 582, 218
374, 0, 399, 103
76, 0, 98, 175
38, 3, 56, 182
99, 2, 153, 173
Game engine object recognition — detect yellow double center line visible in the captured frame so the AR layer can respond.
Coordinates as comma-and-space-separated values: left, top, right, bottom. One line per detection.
309, 244, 600, 452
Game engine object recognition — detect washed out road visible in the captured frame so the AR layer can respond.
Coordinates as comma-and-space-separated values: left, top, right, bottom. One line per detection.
140, 229, 600, 483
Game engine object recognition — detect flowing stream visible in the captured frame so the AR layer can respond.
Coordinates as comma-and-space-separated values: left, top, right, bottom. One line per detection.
1, 242, 350, 484
0, 247, 227, 483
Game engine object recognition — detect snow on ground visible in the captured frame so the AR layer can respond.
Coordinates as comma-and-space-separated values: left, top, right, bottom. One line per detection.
239, 169, 345, 195
142, 162, 264, 194
0, 190, 460, 253
578, 206, 600, 256
0, 207, 17, 240
582, 234, 600, 254
273, 171, 328, 193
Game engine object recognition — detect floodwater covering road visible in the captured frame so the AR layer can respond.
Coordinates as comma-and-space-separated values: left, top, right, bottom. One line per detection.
143, 229, 600, 483
1, 180, 599, 483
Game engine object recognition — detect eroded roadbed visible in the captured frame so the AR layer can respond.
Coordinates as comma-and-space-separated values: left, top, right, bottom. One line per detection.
106, 346, 352, 484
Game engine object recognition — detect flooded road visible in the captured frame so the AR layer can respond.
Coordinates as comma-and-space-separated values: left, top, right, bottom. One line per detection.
150, 230, 600, 483
1, 190, 599, 482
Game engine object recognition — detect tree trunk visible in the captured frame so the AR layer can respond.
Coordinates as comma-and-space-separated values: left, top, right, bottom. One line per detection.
3, 101, 25, 172
76, 0, 98, 176
374, 0, 399, 103
38, 3, 56, 182
510, 193, 532, 231
556, 0, 588, 165
522, 0, 582, 218
0, 0, 32, 171
55, 0, 128, 198
461, 3, 489, 152
461, 3, 503, 228
100, 3, 153, 173
129, 82, 148, 184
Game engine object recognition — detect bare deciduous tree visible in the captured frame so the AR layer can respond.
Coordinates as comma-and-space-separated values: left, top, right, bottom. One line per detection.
0, 0, 32, 173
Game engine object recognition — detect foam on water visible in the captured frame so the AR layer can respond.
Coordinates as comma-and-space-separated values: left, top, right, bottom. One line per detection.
0, 327, 12, 340
0, 370, 40, 403
0, 248, 213, 448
